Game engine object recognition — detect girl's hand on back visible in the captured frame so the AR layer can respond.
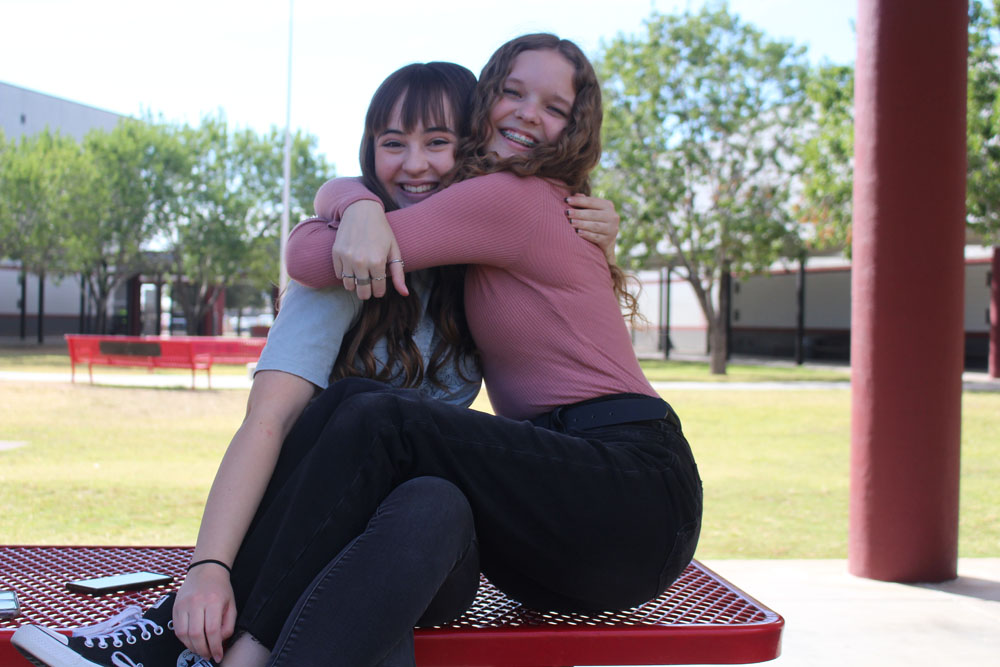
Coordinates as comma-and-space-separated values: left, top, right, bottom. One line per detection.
565, 194, 620, 264
173, 564, 236, 663
333, 201, 409, 299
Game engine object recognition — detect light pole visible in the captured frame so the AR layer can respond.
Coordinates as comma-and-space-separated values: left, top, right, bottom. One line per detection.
279, 0, 294, 293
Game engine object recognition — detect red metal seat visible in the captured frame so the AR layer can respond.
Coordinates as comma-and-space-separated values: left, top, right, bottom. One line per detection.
0, 546, 782, 666
64, 335, 266, 389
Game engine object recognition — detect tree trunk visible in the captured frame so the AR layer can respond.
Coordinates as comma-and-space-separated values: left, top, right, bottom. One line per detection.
990, 245, 999, 379
94, 291, 110, 334
36, 270, 45, 345
709, 317, 728, 375
710, 266, 732, 375
795, 256, 807, 365
18, 269, 27, 340
78, 274, 88, 334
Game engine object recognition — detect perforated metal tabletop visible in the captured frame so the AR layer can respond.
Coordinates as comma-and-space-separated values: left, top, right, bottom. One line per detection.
1, 546, 782, 665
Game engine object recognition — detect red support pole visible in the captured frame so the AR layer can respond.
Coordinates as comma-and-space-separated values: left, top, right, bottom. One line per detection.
849, 0, 967, 582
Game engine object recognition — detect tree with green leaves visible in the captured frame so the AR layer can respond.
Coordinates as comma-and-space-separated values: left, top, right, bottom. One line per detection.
74, 117, 188, 333
968, 0, 1000, 377
165, 115, 330, 334
798, 0, 1000, 248
967, 0, 1000, 246
0, 129, 95, 341
795, 64, 855, 252
597, 3, 810, 373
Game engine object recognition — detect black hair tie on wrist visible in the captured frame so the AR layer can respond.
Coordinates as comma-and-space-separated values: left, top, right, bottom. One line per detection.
187, 559, 232, 574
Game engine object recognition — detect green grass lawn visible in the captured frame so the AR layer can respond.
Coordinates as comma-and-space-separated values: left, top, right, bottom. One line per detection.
638, 358, 851, 383
2, 345, 851, 381
2, 377, 995, 558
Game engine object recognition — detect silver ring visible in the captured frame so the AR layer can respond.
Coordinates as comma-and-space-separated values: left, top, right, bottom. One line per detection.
373, 275, 386, 281
387, 259, 404, 267
342, 274, 356, 280
356, 277, 371, 286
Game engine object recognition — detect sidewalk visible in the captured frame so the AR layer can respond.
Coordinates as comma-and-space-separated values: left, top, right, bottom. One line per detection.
686, 558, 1000, 667
0, 369, 253, 389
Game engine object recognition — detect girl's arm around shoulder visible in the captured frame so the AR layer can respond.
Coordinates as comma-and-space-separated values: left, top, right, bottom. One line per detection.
382, 172, 555, 270
289, 172, 555, 282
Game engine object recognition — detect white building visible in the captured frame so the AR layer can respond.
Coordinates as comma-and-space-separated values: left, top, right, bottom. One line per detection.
629, 247, 994, 369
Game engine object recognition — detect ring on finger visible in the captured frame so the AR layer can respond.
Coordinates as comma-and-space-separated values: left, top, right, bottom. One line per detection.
342, 274, 356, 280
387, 259, 404, 267
356, 277, 371, 286
373, 275, 386, 281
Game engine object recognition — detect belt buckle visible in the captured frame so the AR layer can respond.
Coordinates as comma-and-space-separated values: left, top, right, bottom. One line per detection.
549, 405, 568, 430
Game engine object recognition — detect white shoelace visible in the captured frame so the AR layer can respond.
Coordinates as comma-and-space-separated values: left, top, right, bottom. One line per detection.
69, 606, 143, 638
78, 615, 166, 649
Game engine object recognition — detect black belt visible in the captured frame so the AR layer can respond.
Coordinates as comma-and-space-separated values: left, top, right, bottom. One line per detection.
530, 394, 680, 431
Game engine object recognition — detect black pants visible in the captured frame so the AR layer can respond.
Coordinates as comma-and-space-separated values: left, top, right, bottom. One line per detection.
231, 377, 702, 653
267, 476, 480, 666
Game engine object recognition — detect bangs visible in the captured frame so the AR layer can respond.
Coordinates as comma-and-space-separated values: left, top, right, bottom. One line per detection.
369, 81, 455, 136
397, 84, 454, 133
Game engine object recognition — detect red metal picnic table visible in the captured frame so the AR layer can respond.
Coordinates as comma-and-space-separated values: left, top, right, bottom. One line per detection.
0, 546, 782, 666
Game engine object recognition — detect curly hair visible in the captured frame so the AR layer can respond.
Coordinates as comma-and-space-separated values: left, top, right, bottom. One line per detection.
331, 62, 480, 388
450, 34, 638, 319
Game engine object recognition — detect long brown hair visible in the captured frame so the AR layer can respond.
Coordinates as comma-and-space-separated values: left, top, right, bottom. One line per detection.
451, 34, 638, 318
331, 62, 479, 387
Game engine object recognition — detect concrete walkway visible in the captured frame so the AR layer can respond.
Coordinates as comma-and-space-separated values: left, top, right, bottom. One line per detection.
0, 369, 254, 390
685, 558, 1000, 667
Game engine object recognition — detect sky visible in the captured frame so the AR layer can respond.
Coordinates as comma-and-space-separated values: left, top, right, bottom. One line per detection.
3, 0, 856, 177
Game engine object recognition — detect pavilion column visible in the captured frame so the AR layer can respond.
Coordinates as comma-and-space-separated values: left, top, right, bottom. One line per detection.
849, 0, 967, 582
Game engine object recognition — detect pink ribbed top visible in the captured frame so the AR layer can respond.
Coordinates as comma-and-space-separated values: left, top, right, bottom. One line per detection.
286, 171, 655, 421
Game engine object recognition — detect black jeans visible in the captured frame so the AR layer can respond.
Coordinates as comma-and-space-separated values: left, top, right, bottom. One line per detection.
231, 377, 702, 656
266, 476, 479, 666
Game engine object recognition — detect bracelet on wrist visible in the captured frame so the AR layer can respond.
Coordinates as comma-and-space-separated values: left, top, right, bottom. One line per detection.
187, 558, 232, 574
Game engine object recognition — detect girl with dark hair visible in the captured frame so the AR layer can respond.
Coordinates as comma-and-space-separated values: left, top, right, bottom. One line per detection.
222, 32, 701, 666
10, 56, 622, 667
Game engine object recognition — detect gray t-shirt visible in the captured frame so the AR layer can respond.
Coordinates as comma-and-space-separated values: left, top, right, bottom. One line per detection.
254, 276, 481, 407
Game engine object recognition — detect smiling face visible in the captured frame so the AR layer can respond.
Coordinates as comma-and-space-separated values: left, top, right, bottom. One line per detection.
374, 98, 458, 209
486, 49, 577, 159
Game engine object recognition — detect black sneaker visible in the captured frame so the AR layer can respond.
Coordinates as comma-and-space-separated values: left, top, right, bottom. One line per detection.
11, 594, 212, 667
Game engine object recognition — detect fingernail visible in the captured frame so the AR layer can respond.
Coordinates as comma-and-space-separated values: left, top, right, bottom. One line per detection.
563, 197, 570, 203
565, 209, 572, 217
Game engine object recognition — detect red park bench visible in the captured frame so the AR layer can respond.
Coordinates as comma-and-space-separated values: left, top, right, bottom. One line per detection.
0, 546, 782, 666
64, 335, 266, 389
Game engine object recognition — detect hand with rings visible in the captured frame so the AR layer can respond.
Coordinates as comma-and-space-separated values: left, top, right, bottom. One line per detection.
332, 201, 409, 300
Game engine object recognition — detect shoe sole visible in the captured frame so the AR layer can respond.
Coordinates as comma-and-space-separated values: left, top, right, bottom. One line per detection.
12, 625, 102, 667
